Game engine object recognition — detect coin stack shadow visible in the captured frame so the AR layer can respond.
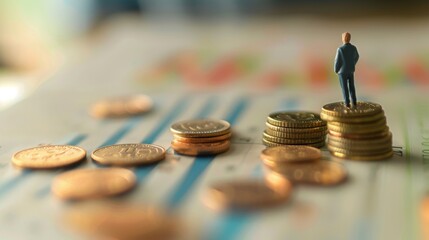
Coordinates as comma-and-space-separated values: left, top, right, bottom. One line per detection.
321, 102, 393, 161
170, 119, 232, 156
262, 111, 327, 148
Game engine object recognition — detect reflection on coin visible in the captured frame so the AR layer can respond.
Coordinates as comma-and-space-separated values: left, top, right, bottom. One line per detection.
91, 144, 165, 166
268, 161, 347, 186
261, 146, 321, 168
173, 132, 232, 143
90, 94, 153, 118
64, 202, 181, 240
262, 138, 325, 148
263, 131, 325, 144
205, 179, 292, 211
12, 145, 86, 169
267, 111, 326, 128
331, 150, 393, 161
170, 119, 231, 137
265, 122, 327, 133
321, 102, 382, 117
52, 168, 136, 200
171, 140, 230, 156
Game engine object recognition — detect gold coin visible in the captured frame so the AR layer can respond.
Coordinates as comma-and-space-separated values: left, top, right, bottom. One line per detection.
173, 132, 232, 143
260, 145, 321, 168
267, 161, 347, 186
265, 128, 327, 139
328, 132, 392, 146
12, 145, 86, 169
90, 94, 153, 118
52, 168, 136, 200
204, 179, 292, 211
263, 131, 325, 144
328, 129, 389, 140
327, 145, 393, 156
262, 138, 325, 148
265, 122, 327, 133
267, 111, 326, 128
171, 140, 230, 156
331, 150, 393, 161
91, 143, 165, 166
328, 116, 386, 127
327, 138, 392, 151
327, 123, 388, 134
320, 111, 385, 123
170, 119, 231, 137
321, 101, 382, 117
64, 202, 181, 240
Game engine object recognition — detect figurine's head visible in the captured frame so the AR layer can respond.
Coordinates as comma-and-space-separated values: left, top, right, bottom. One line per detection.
342, 32, 351, 44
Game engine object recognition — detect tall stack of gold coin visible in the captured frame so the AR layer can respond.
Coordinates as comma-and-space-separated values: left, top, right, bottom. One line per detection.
321, 102, 393, 160
170, 119, 232, 156
262, 111, 327, 148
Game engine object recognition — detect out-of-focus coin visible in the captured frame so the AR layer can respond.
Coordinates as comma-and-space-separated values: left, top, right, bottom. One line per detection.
265, 128, 326, 139
263, 131, 325, 144
91, 144, 165, 166
171, 140, 230, 156
421, 196, 429, 240
12, 145, 86, 169
90, 94, 153, 118
260, 145, 321, 168
327, 139, 392, 151
262, 138, 325, 148
321, 111, 385, 123
265, 122, 327, 133
267, 111, 326, 128
321, 102, 382, 117
268, 161, 347, 185
204, 179, 292, 211
328, 129, 389, 140
173, 132, 232, 143
331, 150, 393, 161
170, 119, 231, 137
52, 168, 136, 200
327, 122, 388, 134
327, 145, 392, 156
64, 202, 181, 240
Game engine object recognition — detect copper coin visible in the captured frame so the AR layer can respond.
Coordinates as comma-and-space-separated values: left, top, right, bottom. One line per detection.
321, 101, 382, 117
261, 145, 322, 168
171, 140, 230, 156
12, 145, 86, 169
90, 94, 153, 118
267, 111, 326, 128
170, 119, 231, 137
52, 168, 136, 200
91, 144, 165, 166
173, 132, 232, 143
268, 161, 347, 186
64, 202, 181, 240
204, 178, 292, 211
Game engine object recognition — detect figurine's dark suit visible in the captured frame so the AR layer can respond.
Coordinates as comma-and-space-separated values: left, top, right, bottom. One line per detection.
334, 43, 359, 106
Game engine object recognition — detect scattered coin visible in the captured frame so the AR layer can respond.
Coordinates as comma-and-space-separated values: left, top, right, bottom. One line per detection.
171, 140, 230, 156
12, 145, 86, 169
267, 161, 347, 186
90, 94, 153, 119
170, 119, 231, 137
64, 202, 181, 240
204, 179, 292, 211
91, 143, 165, 166
260, 145, 321, 168
52, 168, 136, 200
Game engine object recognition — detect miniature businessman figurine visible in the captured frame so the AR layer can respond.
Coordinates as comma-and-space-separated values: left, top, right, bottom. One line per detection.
334, 32, 359, 107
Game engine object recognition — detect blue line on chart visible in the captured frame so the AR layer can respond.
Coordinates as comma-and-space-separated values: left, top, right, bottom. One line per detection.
209, 97, 298, 240
165, 97, 249, 209
134, 96, 218, 182
0, 134, 87, 199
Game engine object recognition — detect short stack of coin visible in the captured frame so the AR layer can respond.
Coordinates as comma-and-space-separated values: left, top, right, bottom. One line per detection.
263, 111, 327, 148
170, 119, 232, 156
321, 102, 393, 161
260, 145, 347, 185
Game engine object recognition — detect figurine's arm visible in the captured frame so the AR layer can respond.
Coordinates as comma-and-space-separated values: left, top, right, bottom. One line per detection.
354, 47, 359, 64
334, 48, 342, 73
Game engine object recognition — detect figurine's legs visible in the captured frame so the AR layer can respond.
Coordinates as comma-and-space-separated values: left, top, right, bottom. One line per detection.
339, 74, 350, 106
348, 73, 357, 106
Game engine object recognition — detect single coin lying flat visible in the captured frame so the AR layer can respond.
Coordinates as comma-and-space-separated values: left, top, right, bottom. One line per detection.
90, 94, 153, 118
12, 145, 86, 169
52, 168, 136, 200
